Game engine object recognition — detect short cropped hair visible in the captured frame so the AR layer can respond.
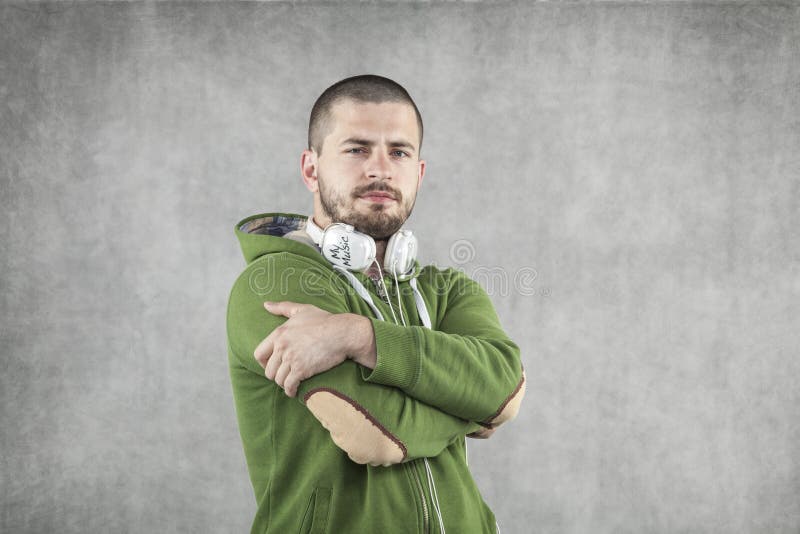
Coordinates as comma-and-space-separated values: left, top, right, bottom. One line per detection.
308, 74, 424, 157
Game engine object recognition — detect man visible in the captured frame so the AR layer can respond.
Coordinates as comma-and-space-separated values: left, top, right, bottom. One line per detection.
227, 74, 525, 534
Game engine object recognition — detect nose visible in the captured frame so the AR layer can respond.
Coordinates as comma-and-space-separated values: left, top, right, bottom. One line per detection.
366, 150, 392, 181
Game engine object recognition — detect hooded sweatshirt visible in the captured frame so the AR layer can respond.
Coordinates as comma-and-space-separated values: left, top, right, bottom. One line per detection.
226, 212, 526, 534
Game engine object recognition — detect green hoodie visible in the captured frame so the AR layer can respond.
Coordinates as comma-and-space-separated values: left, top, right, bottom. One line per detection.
226, 213, 526, 534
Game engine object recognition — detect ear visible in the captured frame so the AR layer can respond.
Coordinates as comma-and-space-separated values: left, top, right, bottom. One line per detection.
416, 159, 426, 192
300, 149, 319, 193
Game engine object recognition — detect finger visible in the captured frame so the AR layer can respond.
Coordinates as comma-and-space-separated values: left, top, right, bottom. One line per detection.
264, 301, 306, 318
284, 372, 301, 398
467, 425, 496, 439
264, 351, 282, 381
253, 332, 276, 369
274, 360, 292, 389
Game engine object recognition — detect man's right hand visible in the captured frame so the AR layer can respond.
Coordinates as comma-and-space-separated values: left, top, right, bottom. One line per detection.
253, 301, 376, 397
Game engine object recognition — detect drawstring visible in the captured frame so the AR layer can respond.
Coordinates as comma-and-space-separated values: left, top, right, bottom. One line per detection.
409, 277, 431, 329
333, 265, 431, 332
391, 259, 408, 327
331, 265, 385, 322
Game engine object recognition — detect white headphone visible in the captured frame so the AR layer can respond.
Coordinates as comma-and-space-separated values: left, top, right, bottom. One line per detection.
305, 216, 418, 279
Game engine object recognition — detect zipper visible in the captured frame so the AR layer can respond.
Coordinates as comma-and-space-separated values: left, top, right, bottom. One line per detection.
423, 458, 446, 533
370, 276, 439, 532
407, 461, 430, 533
370, 274, 388, 300
370, 274, 401, 323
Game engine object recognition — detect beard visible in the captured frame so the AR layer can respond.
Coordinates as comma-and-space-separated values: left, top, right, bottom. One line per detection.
317, 173, 416, 240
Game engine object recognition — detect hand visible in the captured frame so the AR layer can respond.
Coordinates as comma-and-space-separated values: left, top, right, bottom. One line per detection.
467, 425, 496, 439
253, 301, 374, 397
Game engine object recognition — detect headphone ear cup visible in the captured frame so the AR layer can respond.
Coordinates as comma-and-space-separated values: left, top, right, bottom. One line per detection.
384, 230, 418, 276
320, 223, 376, 271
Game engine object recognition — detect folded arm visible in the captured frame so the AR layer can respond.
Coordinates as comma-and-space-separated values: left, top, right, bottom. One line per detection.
362, 268, 526, 428
227, 254, 481, 466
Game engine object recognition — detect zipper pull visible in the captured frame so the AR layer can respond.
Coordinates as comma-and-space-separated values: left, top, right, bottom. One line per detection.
370, 275, 388, 300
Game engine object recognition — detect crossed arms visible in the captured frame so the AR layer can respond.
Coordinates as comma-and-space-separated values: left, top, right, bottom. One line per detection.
227, 253, 526, 466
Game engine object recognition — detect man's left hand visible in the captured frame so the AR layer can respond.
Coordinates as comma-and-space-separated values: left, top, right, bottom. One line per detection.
253, 301, 375, 397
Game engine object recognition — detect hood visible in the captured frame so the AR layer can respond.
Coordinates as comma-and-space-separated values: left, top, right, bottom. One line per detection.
233, 211, 422, 279
235, 212, 323, 265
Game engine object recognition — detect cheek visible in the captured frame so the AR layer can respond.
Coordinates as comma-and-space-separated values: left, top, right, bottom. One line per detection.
400, 172, 420, 194
331, 161, 365, 185
336, 157, 363, 170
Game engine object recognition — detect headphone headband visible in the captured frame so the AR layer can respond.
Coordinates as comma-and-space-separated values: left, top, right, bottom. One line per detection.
304, 216, 325, 246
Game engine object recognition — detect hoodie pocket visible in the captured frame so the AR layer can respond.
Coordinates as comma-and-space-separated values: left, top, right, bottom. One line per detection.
298, 486, 332, 534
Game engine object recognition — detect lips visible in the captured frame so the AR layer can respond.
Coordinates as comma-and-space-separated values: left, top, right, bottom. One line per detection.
359, 190, 397, 203
361, 191, 395, 200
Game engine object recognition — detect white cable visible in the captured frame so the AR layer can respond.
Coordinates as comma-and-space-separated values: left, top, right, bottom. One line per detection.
424, 457, 446, 533
391, 259, 407, 327
331, 262, 434, 332
332, 265, 385, 322
373, 260, 400, 326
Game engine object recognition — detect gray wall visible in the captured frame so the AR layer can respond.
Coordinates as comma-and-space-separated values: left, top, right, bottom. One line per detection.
1, 2, 798, 533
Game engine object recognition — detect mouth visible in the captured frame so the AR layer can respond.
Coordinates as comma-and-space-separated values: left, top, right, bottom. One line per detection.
359, 191, 396, 203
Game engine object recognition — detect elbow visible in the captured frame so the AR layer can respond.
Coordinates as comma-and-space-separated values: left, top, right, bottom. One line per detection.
304, 388, 407, 467
486, 368, 527, 426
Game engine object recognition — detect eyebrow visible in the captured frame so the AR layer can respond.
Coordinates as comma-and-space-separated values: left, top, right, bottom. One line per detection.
340, 137, 417, 153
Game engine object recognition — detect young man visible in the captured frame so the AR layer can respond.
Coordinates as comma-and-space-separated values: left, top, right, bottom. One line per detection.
227, 75, 526, 534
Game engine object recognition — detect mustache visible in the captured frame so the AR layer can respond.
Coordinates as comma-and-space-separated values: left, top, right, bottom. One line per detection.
352, 183, 402, 201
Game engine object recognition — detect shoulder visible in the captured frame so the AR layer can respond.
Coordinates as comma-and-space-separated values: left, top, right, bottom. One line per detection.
228, 252, 349, 310
417, 263, 458, 283
417, 264, 483, 295
232, 251, 334, 287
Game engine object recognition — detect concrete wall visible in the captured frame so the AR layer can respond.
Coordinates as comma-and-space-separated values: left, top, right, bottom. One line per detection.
1, 2, 798, 533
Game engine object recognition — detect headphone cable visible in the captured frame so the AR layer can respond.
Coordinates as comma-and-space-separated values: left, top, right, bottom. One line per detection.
391, 259, 407, 327
373, 259, 400, 326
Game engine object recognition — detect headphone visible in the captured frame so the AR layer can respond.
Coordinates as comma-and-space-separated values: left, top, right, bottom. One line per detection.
305, 216, 418, 280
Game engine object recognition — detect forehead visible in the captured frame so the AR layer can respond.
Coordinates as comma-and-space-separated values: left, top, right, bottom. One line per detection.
327, 99, 419, 147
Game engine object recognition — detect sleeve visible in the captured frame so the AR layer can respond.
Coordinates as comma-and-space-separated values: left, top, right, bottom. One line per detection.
361, 268, 526, 427
226, 253, 482, 466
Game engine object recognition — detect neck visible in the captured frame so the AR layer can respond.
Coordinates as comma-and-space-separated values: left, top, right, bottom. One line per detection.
365, 239, 388, 278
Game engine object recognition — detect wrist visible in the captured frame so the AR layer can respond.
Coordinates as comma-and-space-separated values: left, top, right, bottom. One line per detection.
345, 314, 377, 369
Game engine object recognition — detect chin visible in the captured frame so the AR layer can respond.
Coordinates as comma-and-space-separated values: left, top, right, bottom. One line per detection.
346, 209, 406, 239
367, 203, 393, 213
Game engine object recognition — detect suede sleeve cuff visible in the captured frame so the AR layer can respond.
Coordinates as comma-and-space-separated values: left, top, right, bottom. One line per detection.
360, 318, 421, 390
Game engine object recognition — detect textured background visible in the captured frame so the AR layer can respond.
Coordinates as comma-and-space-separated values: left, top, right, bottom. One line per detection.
1, 2, 798, 533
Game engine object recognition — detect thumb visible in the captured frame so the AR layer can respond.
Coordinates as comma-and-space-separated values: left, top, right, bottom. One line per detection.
264, 301, 304, 318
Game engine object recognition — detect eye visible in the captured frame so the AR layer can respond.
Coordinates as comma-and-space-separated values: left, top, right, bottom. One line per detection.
346, 147, 366, 154
391, 150, 410, 158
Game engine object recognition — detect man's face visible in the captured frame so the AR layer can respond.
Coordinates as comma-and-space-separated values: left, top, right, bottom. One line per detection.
302, 99, 426, 240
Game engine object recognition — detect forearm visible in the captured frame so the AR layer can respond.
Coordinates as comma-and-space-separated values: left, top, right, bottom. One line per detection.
361, 318, 525, 424
336, 283, 525, 429
342, 313, 519, 439
296, 359, 480, 466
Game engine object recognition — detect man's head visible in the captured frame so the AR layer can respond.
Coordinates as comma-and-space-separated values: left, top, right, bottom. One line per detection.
301, 75, 426, 240
307, 75, 424, 158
